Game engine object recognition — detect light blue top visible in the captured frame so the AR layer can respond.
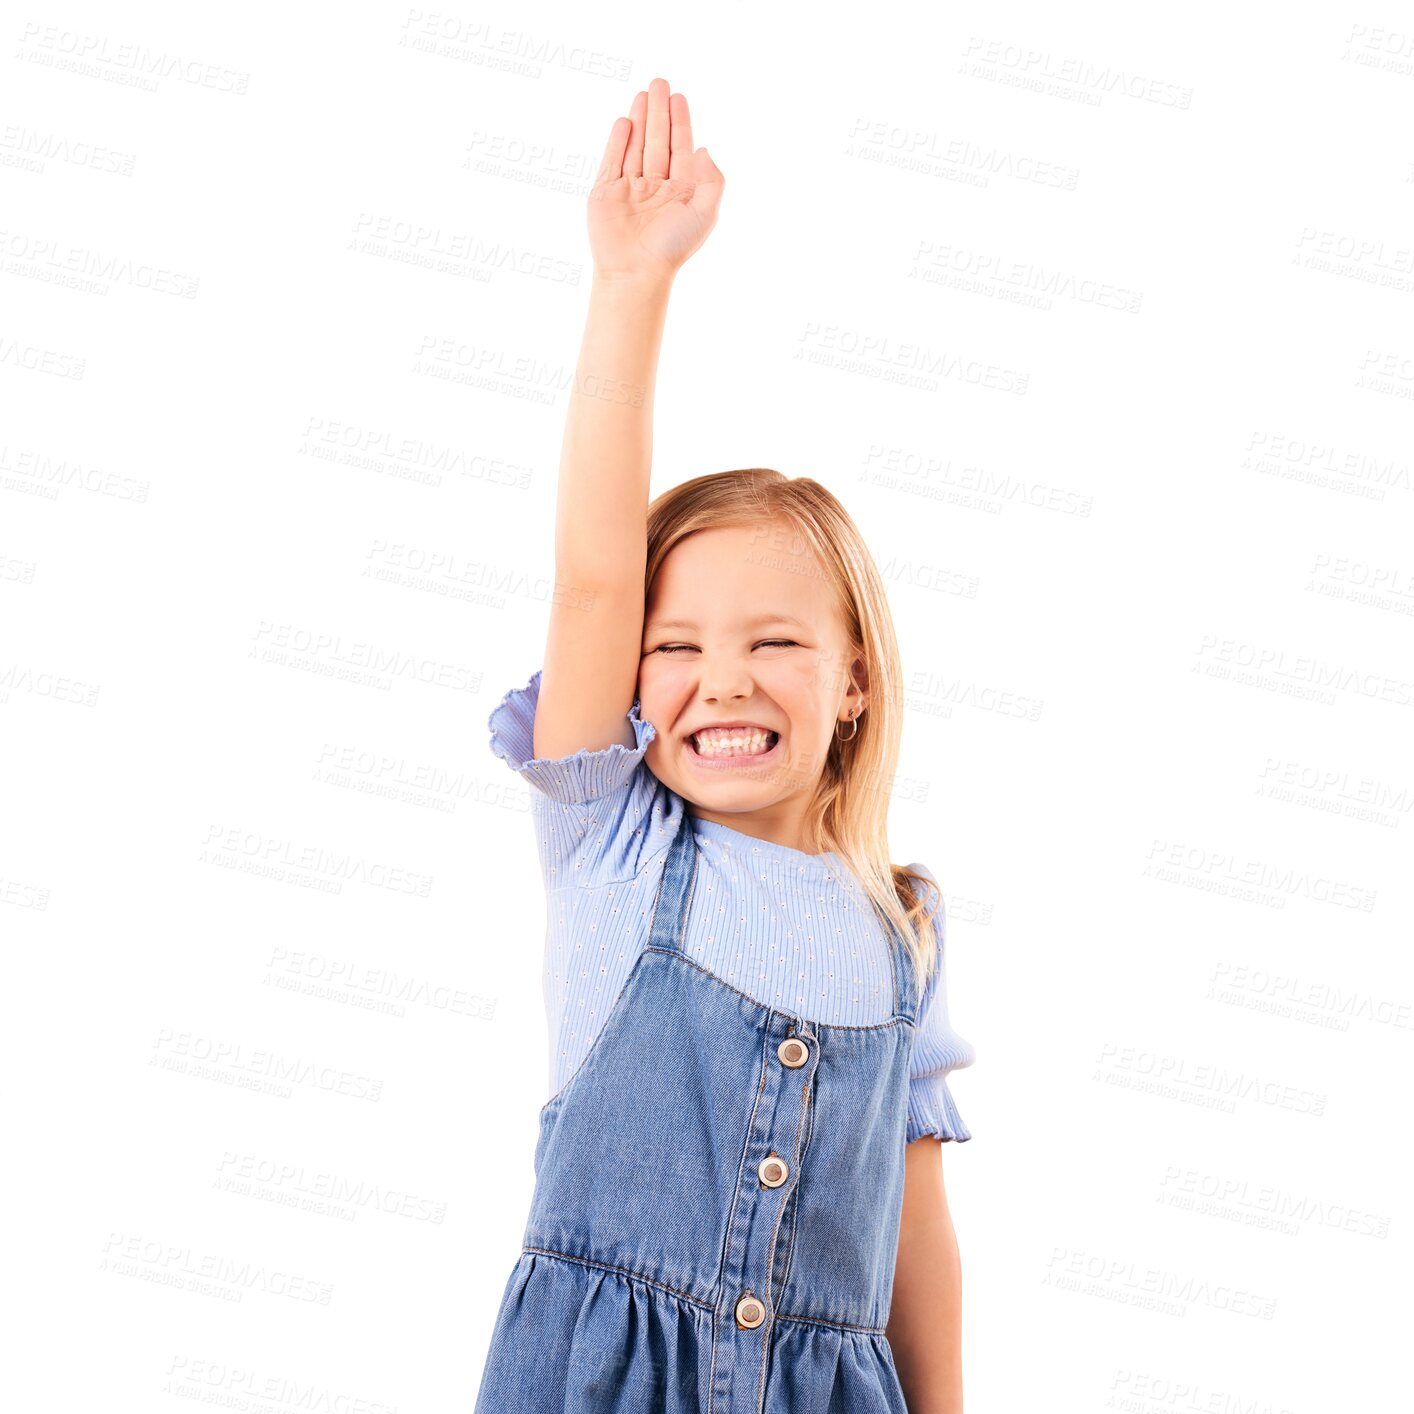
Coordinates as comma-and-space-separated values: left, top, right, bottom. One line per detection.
488, 668, 975, 1143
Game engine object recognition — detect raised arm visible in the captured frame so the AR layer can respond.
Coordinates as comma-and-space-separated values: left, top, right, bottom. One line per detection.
533, 79, 725, 763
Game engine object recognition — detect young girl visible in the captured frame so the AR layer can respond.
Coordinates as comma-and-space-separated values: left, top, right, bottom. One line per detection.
474, 79, 975, 1414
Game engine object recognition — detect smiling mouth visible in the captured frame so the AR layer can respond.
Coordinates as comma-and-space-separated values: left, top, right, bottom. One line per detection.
688, 728, 781, 759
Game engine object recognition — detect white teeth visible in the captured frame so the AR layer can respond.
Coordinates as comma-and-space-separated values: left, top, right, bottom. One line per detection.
692, 727, 775, 758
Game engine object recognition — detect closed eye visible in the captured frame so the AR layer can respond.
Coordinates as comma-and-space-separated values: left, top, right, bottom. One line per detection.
649, 639, 800, 655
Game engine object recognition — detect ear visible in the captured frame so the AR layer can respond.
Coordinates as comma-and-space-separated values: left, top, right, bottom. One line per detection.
846, 653, 869, 716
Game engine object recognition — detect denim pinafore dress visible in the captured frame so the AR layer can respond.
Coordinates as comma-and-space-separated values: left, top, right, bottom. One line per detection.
475, 805, 922, 1413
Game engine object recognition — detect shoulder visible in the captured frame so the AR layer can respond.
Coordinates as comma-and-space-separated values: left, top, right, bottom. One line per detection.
486, 666, 677, 887
487, 667, 657, 806
898, 860, 945, 929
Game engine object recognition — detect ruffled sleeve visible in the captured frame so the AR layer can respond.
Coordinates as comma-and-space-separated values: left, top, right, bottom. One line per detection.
487, 668, 670, 888
903, 863, 976, 1144
488, 668, 656, 804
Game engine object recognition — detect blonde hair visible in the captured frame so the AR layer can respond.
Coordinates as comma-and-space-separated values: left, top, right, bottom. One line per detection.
645, 467, 941, 988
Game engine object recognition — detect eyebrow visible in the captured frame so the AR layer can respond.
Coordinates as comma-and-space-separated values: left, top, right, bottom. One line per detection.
644, 612, 812, 633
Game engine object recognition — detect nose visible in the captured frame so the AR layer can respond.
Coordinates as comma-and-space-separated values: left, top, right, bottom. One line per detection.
699, 657, 754, 704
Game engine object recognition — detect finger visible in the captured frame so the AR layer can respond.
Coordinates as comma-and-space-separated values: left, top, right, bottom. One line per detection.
626, 89, 647, 178
668, 92, 693, 180
595, 115, 631, 184
644, 76, 670, 181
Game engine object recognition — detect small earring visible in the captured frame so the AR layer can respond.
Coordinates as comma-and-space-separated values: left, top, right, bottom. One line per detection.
836, 707, 861, 743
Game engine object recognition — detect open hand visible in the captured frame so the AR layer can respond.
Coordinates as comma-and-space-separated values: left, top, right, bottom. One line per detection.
588, 78, 725, 283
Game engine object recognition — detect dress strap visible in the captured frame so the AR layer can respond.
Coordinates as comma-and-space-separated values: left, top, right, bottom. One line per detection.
874, 896, 920, 1023
647, 805, 699, 955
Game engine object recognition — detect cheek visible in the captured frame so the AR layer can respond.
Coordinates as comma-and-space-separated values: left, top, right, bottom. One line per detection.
776, 662, 830, 710
636, 655, 667, 695
636, 663, 688, 722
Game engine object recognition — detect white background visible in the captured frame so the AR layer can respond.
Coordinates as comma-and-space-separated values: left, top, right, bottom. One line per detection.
4, 3, 1410, 1410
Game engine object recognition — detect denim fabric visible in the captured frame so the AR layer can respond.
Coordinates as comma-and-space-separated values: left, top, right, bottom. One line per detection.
475, 804, 921, 1413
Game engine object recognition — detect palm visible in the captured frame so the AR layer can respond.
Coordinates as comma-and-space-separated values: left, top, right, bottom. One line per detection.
588, 80, 724, 282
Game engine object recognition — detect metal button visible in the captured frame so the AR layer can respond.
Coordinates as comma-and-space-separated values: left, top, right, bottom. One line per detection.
758, 1153, 788, 1188
777, 1036, 809, 1068
735, 1292, 766, 1329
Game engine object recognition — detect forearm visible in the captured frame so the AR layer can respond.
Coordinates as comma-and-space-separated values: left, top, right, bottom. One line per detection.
555, 272, 674, 587
886, 1204, 964, 1414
